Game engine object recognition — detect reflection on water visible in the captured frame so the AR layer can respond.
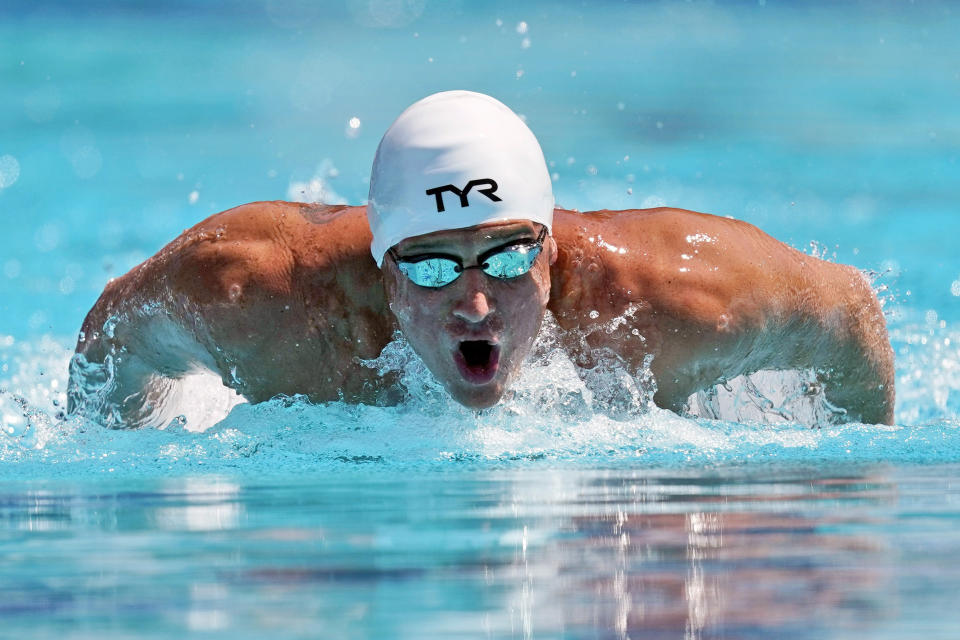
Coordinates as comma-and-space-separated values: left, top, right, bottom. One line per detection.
3, 467, 957, 638
150, 479, 242, 532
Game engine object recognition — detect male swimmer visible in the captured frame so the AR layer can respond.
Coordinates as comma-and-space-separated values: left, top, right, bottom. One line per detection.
69, 90, 895, 427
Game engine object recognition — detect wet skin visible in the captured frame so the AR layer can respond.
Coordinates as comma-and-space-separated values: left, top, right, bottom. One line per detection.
70, 202, 895, 426
383, 221, 556, 409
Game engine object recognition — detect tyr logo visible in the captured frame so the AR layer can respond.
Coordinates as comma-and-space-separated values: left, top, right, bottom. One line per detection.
425, 178, 501, 213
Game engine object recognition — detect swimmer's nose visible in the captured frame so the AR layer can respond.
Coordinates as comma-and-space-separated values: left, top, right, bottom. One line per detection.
452, 271, 494, 323
453, 291, 493, 323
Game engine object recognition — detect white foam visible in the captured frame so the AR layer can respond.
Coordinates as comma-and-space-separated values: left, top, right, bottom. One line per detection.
3, 316, 959, 477
286, 159, 347, 204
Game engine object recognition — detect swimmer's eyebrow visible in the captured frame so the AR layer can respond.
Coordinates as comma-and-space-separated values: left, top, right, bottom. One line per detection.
401, 225, 537, 255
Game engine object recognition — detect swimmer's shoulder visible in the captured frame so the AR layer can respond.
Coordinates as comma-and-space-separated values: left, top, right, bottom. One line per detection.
555, 205, 757, 236
554, 206, 799, 262
174, 200, 367, 247
158, 201, 374, 304
549, 206, 818, 325
552, 206, 724, 270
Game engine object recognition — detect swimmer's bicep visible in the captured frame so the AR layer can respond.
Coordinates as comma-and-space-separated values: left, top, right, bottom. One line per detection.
124, 313, 219, 377
77, 265, 220, 379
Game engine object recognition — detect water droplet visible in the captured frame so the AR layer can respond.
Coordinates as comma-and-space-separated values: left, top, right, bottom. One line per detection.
70, 145, 102, 179
589, 310, 599, 319
34, 223, 61, 252
0, 155, 21, 189
3, 259, 21, 279
102, 315, 119, 338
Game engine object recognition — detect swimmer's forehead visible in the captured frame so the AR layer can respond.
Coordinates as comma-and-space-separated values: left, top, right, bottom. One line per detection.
395, 220, 542, 255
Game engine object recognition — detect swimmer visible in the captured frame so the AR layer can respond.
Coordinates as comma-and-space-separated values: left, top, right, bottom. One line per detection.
69, 91, 895, 427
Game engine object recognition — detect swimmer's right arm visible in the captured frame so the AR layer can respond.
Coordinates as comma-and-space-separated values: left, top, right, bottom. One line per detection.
69, 202, 396, 428
69, 201, 307, 428
68, 232, 227, 429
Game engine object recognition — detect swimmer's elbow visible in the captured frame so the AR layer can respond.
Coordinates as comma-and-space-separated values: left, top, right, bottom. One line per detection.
818, 266, 895, 424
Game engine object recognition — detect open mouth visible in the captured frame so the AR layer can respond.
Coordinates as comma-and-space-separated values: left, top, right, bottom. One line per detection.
454, 340, 501, 384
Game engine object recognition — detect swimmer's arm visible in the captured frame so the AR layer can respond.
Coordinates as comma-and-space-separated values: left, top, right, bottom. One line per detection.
70, 201, 393, 426
69, 265, 219, 429
559, 208, 896, 425
777, 263, 895, 425
68, 204, 271, 428
673, 224, 895, 425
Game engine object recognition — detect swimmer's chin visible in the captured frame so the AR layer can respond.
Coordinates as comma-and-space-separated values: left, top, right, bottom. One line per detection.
444, 382, 506, 409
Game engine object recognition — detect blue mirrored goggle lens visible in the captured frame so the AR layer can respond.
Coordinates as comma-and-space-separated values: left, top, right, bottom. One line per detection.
397, 258, 462, 288
482, 245, 541, 279
398, 244, 542, 288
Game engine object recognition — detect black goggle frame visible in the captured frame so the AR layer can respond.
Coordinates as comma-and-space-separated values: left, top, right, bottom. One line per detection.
389, 227, 548, 289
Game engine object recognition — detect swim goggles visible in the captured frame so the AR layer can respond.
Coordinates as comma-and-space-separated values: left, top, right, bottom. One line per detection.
388, 227, 548, 289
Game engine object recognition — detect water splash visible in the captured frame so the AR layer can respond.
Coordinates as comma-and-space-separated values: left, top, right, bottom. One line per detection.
286, 159, 347, 204
687, 370, 849, 426
4, 309, 960, 479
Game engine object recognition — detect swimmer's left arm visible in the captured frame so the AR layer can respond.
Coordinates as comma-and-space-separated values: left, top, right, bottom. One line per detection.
777, 261, 895, 425
550, 208, 895, 425
668, 213, 896, 425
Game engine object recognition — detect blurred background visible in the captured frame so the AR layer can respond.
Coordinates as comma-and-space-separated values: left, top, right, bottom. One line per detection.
1, 0, 958, 343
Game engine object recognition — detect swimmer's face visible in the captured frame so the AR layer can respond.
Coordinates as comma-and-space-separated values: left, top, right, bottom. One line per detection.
382, 221, 556, 409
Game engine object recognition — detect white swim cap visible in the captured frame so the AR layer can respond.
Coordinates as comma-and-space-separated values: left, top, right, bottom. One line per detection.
367, 90, 554, 266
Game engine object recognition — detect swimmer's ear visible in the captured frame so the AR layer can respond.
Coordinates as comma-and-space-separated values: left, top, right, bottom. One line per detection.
547, 235, 558, 266
380, 254, 406, 304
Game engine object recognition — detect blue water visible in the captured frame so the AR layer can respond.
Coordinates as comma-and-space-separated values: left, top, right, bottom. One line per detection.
3, 0, 960, 637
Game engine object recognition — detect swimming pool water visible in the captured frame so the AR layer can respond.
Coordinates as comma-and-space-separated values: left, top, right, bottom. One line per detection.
4, 467, 960, 639
3, 1, 960, 637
